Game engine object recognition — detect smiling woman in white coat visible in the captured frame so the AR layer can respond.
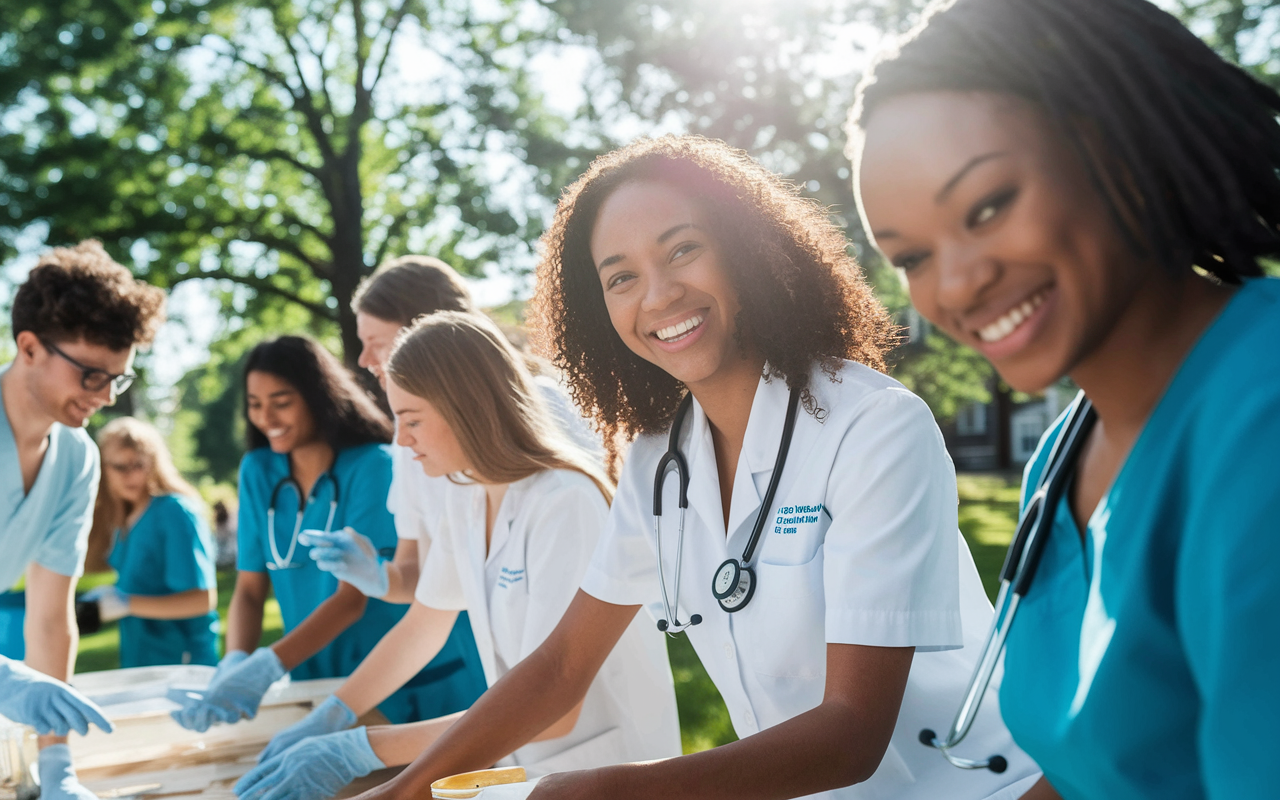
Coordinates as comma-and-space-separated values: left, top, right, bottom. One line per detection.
346, 135, 1041, 800
232, 311, 681, 800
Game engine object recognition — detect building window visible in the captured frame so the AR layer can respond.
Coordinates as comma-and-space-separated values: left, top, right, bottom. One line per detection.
955, 401, 988, 437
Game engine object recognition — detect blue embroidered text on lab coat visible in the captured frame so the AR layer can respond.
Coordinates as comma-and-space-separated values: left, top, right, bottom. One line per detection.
774, 504, 824, 534
497, 567, 525, 588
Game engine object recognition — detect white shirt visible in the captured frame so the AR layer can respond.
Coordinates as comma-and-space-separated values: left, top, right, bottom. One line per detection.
579, 361, 1039, 800
415, 469, 682, 776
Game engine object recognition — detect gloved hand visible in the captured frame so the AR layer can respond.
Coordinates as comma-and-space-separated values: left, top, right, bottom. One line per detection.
0, 658, 113, 737
168, 649, 249, 730
258, 694, 357, 764
299, 527, 390, 598
37, 744, 100, 800
78, 586, 131, 624
234, 727, 384, 800
169, 648, 282, 732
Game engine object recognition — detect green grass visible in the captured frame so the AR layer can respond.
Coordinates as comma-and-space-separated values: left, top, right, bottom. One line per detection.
72, 473, 1022, 752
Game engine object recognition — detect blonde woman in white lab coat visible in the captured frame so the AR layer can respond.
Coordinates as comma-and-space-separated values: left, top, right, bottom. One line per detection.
232, 311, 681, 800
349, 135, 1040, 800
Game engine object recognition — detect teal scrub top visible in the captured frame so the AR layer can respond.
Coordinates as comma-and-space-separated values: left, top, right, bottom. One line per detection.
236, 444, 485, 723
107, 494, 219, 668
999, 277, 1280, 799
0, 364, 99, 591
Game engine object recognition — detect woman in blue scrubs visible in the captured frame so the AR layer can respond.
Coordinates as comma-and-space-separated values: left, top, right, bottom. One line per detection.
84, 416, 218, 667
172, 336, 483, 731
853, 0, 1280, 797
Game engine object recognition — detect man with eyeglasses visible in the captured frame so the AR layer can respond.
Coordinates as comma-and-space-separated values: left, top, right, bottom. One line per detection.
1, 240, 165, 800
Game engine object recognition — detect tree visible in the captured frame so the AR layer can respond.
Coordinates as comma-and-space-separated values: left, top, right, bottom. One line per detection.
547, 0, 994, 416
1, 0, 590, 363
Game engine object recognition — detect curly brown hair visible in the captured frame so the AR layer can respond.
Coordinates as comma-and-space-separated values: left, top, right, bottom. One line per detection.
11, 240, 166, 350
529, 135, 897, 469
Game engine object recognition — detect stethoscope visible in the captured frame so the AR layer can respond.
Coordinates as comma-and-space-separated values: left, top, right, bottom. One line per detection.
921, 391, 1097, 773
266, 472, 340, 571
652, 386, 801, 634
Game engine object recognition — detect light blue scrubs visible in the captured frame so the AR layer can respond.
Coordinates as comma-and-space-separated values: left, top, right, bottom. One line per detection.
0, 364, 99, 658
237, 444, 486, 724
1000, 277, 1280, 799
108, 494, 219, 668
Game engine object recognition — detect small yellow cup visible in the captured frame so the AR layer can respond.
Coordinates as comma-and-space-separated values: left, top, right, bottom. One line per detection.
430, 767, 528, 799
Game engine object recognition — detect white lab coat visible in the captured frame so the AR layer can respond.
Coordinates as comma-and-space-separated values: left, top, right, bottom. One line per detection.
580, 361, 1040, 800
416, 469, 682, 776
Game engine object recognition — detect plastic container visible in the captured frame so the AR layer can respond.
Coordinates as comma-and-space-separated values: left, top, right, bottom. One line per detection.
0, 722, 38, 800
431, 767, 532, 799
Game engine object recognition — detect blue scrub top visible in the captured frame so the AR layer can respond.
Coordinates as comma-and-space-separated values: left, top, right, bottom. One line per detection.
999, 277, 1280, 799
108, 494, 219, 668
0, 364, 98, 591
237, 443, 485, 723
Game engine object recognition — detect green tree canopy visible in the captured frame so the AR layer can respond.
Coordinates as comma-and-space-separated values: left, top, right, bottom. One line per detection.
1, 0, 590, 362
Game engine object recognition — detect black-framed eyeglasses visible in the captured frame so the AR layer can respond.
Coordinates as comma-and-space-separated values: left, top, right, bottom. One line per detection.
41, 339, 136, 394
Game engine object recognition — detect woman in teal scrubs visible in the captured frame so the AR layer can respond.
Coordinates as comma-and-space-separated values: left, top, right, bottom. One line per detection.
85, 416, 218, 667
852, 0, 1280, 797
172, 336, 484, 731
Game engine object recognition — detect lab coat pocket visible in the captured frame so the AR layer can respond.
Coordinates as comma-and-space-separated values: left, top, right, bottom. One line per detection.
522, 725, 625, 777
739, 552, 826, 680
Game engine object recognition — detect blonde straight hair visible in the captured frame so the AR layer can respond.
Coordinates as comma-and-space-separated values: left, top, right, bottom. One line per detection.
87, 417, 202, 571
386, 311, 613, 502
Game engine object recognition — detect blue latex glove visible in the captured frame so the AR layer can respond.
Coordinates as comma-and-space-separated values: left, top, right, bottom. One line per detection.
37, 744, 99, 800
299, 527, 390, 598
170, 648, 282, 732
169, 649, 250, 731
258, 694, 357, 764
234, 727, 384, 800
0, 658, 113, 737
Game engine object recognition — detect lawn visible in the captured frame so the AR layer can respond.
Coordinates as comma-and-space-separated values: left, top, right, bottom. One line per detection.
73, 473, 1023, 755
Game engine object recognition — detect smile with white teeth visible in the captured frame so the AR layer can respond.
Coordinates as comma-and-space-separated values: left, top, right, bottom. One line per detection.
977, 289, 1048, 343
654, 314, 705, 343
267, 428, 287, 439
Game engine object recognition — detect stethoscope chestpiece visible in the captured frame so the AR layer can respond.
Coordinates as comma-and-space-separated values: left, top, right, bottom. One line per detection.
713, 558, 756, 612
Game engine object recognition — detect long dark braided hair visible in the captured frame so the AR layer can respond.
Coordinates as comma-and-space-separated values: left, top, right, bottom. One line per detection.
850, 0, 1280, 283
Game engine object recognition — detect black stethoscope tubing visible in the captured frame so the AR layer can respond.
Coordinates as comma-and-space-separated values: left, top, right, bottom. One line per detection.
920, 391, 1097, 773
652, 386, 802, 633
266, 472, 340, 571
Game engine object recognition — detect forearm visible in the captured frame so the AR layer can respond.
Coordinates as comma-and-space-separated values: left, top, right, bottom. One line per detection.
381, 561, 419, 604
335, 603, 456, 716
591, 700, 890, 800
127, 588, 217, 620
366, 713, 464, 766
1019, 777, 1061, 800
271, 582, 367, 671
24, 567, 77, 751
226, 581, 267, 654
386, 641, 594, 795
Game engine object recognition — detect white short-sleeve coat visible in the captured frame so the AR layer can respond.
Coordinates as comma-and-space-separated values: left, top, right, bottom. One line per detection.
416, 469, 682, 776
580, 361, 1039, 800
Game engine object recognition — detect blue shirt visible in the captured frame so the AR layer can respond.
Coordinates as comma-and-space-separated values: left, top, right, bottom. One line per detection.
0, 364, 99, 590
1000, 277, 1280, 799
237, 444, 403, 679
108, 494, 219, 668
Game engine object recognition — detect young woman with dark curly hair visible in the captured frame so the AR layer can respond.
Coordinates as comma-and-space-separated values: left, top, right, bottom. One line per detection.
351, 136, 1038, 800
852, 0, 1280, 797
